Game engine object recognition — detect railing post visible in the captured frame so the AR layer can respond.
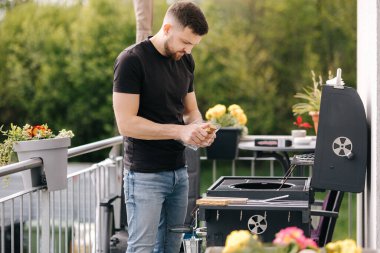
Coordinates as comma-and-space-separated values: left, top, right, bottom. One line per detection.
40, 189, 50, 253
212, 160, 217, 182
231, 160, 236, 176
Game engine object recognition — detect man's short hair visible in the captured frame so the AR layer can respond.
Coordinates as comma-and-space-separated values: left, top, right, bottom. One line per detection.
167, 1, 209, 36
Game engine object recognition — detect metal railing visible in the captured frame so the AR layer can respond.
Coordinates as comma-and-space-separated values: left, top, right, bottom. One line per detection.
0, 136, 123, 253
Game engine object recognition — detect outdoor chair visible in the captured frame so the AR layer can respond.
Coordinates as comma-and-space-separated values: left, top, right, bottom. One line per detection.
310, 190, 345, 247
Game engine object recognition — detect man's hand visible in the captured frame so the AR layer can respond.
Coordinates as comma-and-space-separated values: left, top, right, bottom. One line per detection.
202, 124, 217, 147
179, 122, 209, 146
179, 122, 216, 147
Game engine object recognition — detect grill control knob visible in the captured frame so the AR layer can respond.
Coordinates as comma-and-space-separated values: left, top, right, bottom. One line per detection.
332, 137, 353, 159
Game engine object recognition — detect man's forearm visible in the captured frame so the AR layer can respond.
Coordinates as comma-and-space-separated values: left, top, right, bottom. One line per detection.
183, 110, 203, 125
117, 115, 182, 140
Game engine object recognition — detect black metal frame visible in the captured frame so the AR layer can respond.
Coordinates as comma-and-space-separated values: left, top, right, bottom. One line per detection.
310, 190, 344, 247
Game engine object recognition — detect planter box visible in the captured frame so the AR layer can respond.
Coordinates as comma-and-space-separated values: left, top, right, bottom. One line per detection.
13, 137, 71, 191
206, 127, 241, 160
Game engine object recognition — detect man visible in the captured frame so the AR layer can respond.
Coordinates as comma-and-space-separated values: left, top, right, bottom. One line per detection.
112, 1, 213, 252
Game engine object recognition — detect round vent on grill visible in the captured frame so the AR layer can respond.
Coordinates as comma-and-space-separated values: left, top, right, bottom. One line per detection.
231, 182, 293, 190
332, 137, 353, 157
247, 215, 267, 234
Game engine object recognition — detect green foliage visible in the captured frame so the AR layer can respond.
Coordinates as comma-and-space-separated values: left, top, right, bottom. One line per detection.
64, 0, 135, 150
0, 3, 78, 128
0, 0, 357, 160
292, 71, 324, 115
0, 0, 135, 160
0, 124, 25, 166
194, 0, 278, 134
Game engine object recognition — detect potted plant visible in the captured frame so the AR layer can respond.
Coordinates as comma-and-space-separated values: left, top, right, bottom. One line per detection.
291, 115, 312, 138
292, 71, 331, 134
0, 123, 74, 191
205, 104, 248, 160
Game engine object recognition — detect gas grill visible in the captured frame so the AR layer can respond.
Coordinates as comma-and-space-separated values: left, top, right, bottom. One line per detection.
199, 70, 368, 246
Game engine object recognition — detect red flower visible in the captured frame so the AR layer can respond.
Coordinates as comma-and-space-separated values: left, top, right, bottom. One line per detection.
293, 116, 312, 129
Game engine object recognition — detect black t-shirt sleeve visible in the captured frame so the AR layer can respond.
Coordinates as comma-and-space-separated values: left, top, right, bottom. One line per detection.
113, 51, 143, 94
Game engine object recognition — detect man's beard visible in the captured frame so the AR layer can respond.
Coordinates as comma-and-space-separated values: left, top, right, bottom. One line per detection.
164, 40, 185, 61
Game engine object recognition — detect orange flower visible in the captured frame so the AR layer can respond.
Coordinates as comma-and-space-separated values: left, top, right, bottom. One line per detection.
32, 125, 47, 137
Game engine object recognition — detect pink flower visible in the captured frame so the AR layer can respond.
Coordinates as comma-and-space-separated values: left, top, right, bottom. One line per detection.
304, 238, 318, 249
273, 227, 318, 251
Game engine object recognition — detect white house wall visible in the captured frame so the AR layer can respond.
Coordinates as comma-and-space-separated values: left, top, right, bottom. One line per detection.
357, 0, 379, 248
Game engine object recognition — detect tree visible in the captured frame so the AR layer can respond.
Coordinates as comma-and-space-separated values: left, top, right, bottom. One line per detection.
194, 0, 278, 134
65, 0, 135, 148
0, 0, 136, 159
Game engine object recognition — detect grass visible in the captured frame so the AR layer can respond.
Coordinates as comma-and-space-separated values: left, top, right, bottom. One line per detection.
198, 157, 356, 241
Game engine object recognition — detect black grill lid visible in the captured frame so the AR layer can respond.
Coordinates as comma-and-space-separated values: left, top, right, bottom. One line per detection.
311, 85, 368, 193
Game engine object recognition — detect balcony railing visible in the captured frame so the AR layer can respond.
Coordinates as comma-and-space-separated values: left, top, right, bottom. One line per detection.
0, 136, 123, 253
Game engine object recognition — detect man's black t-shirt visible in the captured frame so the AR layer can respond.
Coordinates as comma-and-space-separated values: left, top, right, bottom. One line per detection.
113, 38, 195, 172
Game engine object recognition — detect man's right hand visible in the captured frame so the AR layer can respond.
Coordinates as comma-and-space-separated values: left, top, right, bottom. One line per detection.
179, 122, 212, 147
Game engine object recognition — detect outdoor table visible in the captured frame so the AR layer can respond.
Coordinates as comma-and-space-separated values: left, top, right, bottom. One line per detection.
238, 135, 316, 175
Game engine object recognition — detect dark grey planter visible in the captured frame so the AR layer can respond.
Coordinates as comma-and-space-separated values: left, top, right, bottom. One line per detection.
13, 137, 71, 191
206, 127, 242, 160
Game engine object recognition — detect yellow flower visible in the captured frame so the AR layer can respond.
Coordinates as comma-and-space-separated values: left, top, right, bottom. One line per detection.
205, 109, 213, 120
205, 103, 249, 129
325, 239, 361, 253
223, 230, 252, 253
206, 104, 227, 120
228, 104, 241, 112
230, 108, 244, 117
213, 104, 227, 118
223, 230, 262, 253
237, 113, 247, 125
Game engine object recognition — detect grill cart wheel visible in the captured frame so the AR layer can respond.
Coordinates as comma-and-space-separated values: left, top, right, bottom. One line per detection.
247, 214, 267, 235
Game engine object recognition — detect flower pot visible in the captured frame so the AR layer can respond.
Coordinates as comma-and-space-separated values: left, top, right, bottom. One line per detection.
291, 129, 307, 138
309, 111, 319, 134
206, 127, 242, 160
13, 137, 71, 191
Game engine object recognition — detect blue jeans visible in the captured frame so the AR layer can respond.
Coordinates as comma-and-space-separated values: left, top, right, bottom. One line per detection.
124, 167, 189, 253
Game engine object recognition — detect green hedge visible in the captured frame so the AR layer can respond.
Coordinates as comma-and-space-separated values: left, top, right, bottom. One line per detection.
0, 0, 356, 160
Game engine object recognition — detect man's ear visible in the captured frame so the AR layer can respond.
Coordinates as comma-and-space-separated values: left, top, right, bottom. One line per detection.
163, 23, 172, 35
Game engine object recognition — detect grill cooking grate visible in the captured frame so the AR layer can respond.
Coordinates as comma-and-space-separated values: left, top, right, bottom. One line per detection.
277, 153, 315, 190
291, 153, 315, 166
